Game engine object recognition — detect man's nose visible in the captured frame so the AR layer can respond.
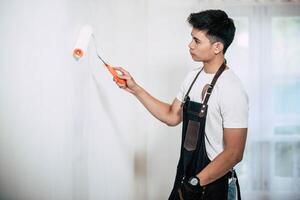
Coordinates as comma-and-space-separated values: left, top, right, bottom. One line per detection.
188, 40, 195, 49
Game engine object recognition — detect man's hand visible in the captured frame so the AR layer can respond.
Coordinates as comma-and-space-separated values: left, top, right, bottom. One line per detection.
180, 176, 204, 200
112, 66, 182, 126
112, 67, 141, 95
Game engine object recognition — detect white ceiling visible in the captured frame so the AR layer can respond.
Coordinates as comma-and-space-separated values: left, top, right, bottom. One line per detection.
198, 0, 300, 4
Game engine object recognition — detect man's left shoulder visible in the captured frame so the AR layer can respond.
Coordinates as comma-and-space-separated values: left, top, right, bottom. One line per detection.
219, 70, 246, 91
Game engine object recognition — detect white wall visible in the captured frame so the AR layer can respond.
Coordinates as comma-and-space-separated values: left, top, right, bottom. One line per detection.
0, 0, 146, 199
145, 1, 199, 199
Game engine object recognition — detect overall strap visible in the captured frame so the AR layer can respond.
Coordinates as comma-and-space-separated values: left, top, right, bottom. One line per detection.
181, 67, 204, 107
184, 62, 227, 177
202, 62, 227, 105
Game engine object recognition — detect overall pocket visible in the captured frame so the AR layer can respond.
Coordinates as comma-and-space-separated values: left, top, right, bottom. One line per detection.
184, 120, 200, 151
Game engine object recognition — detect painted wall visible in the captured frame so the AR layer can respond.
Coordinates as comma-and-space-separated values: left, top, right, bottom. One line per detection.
0, 0, 148, 199
0, 0, 190, 199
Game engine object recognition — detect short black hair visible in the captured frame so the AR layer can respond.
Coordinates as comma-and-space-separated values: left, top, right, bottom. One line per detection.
187, 9, 236, 54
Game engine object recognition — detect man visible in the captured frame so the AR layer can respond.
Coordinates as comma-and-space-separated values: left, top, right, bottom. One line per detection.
113, 9, 248, 200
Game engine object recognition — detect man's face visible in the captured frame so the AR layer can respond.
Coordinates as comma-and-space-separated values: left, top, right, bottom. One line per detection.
188, 28, 216, 62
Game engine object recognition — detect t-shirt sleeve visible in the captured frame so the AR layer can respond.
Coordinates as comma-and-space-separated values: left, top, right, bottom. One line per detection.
176, 71, 194, 102
219, 79, 249, 128
176, 80, 186, 102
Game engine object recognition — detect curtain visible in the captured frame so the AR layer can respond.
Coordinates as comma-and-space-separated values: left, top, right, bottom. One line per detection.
224, 4, 300, 200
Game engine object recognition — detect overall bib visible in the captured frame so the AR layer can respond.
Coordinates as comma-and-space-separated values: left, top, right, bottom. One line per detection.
168, 63, 241, 200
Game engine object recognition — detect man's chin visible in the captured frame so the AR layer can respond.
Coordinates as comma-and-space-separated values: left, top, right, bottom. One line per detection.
191, 57, 202, 62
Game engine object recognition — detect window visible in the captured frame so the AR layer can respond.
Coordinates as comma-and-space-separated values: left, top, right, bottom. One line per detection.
270, 15, 300, 191
223, 4, 300, 199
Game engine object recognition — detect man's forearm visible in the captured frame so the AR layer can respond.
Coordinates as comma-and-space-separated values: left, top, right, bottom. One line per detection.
197, 149, 242, 186
133, 85, 178, 126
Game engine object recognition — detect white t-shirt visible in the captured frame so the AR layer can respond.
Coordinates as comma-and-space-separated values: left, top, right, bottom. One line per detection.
176, 67, 249, 160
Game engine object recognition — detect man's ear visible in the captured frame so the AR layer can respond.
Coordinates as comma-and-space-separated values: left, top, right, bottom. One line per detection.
214, 42, 224, 55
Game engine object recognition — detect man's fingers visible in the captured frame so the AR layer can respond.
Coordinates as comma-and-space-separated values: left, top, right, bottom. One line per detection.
111, 67, 134, 92
114, 79, 127, 88
119, 67, 127, 73
113, 67, 129, 75
111, 67, 133, 82
119, 84, 127, 90
116, 73, 131, 80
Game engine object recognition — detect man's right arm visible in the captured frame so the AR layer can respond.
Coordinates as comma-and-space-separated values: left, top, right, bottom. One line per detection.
134, 86, 182, 126
113, 67, 182, 126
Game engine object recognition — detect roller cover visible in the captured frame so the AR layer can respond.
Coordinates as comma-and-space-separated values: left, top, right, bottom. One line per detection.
73, 25, 93, 59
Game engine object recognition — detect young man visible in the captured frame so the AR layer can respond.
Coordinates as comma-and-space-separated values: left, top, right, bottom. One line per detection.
114, 9, 248, 200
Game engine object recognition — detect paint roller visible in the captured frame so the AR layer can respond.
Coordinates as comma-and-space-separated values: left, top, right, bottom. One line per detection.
73, 25, 126, 85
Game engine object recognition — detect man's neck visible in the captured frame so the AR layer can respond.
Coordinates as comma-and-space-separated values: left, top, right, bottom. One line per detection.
203, 56, 225, 74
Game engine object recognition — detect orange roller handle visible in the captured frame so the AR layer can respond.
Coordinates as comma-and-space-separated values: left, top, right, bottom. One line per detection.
105, 64, 126, 85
